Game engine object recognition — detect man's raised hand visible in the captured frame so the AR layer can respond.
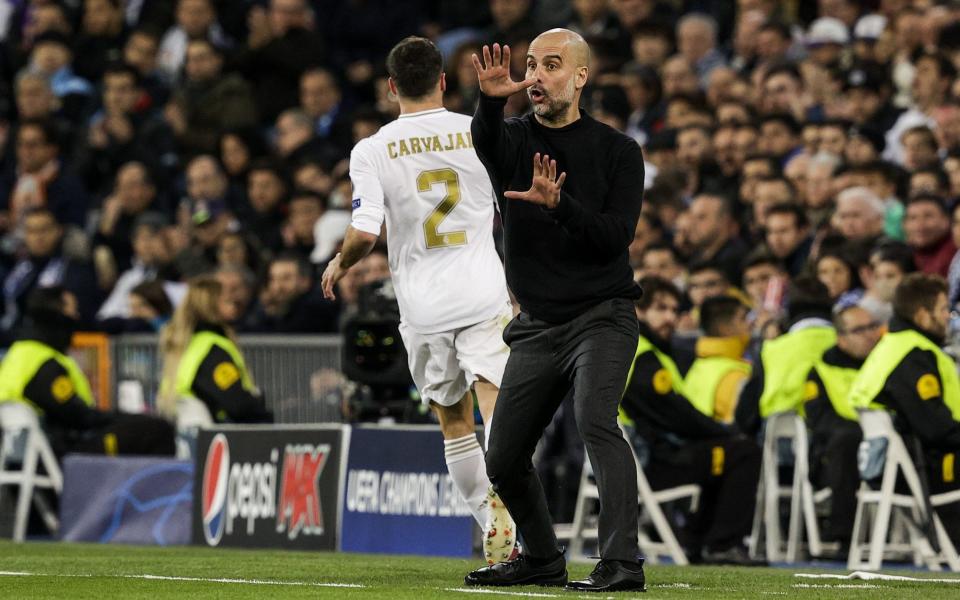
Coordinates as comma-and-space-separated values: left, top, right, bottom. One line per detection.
504, 153, 567, 209
471, 43, 536, 98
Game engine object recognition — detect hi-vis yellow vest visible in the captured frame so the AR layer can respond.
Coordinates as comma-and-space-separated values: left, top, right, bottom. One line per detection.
849, 329, 960, 420
759, 326, 837, 417
170, 331, 254, 420
0, 340, 94, 412
685, 356, 752, 419
811, 360, 859, 421
620, 335, 685, 426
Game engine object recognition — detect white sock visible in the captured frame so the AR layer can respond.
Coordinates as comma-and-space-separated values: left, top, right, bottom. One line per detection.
444, 434, 491, 530
483, 416, 493, 451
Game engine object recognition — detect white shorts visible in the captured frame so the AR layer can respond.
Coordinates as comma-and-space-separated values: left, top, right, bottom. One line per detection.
399, 302, 513, 407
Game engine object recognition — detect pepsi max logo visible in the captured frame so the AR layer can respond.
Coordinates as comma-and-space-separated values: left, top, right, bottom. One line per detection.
201, 433, 229, 546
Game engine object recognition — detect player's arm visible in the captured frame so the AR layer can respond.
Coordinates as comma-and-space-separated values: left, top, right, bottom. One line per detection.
885, 348, 960, 448
548, 139, 644, 259
22, 359, 109, 430
321, 144, 383, 300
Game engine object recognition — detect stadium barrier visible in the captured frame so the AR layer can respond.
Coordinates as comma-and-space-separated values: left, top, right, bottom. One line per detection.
110, 333, 346, 423
55, 424, 475, 557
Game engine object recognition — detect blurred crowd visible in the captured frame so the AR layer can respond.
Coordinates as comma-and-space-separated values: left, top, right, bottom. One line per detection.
0, 0, 959, 347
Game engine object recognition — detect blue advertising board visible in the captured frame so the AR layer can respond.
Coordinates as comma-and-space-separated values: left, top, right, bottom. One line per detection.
59, 455, 193, 545
341, 425, 475, 557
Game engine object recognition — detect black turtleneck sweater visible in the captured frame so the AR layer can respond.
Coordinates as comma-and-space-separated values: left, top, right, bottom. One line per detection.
472, 93, 644, 323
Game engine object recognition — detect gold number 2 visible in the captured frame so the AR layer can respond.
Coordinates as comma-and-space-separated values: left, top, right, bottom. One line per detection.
418, 168, 467, 249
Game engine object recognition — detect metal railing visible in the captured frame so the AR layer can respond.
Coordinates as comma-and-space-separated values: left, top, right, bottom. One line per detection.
111, 334, 346, 423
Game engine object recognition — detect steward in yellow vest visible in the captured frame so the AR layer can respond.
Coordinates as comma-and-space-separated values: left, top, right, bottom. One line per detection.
802, 305, 882, 546
170, 324, 272, 423
622, 277, 762, 565
735, 276, 836, 436
684, 296, 752, 423
0, 287, 174, 457
847, 274, 960, 541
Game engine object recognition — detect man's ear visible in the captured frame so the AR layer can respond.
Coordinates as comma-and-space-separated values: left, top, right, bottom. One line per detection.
439, 72, 447, 93
575, 66, 588, 90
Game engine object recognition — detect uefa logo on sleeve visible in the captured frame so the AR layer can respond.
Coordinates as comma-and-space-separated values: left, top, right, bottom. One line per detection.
201, 433, 230, 546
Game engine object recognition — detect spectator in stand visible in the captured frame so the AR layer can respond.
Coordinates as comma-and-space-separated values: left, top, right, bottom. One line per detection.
245, 253, 338, 333
92, 162, 162, 284
904, 194, 956, 278
0, 119, 89, 232
157, 0, 231, 83
175, 197, 236, 279
861, 241, 915, 324
181, 154, 243, 224
166, 38, 257, 158
241, 159, 288, 252
281, 189, 323, 262
299, 68, 352, 157
687, 193, 746, 284
218, 127, 269, 189
676, 13, 725, 86
273, 108, 341, 169
97, 212, 185, 324
122, 28, 169, 108
72, 0, 127, 83
237, 0, 326, 123
832, 186, 887, 245
215, 265, 256, 328
765, 203, 812, 277
27, 31, 94, 121
76, 63, 177, 194
1, 208, 100, 337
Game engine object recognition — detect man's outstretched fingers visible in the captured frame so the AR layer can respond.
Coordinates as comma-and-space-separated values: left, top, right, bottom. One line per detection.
548, 159, 556, 182
483, 45, 492, 68
557, 172, 567, 188
503, 45, 511, 67
492, 43, 501, 65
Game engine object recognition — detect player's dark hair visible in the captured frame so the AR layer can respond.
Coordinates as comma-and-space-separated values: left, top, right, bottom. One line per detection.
386, 36, 443, 99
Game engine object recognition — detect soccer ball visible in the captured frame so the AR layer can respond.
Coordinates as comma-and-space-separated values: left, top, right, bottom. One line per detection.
483, 487, 517, 565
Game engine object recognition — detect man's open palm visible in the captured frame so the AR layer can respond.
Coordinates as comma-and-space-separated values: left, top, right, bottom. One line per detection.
504, 153, 567, 209
471, 43, 536, 98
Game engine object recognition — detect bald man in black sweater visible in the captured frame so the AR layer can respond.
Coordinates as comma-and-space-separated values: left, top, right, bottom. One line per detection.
463, 30, 646, 592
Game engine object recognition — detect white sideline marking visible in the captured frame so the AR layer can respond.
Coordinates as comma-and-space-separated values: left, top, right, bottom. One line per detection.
795, 571, 960, 584
793, 584, 880, 589
443, 588, 561, 598
0, 571, 363, 588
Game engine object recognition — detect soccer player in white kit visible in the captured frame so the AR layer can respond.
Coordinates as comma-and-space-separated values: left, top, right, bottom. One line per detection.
321, 36, 516, 564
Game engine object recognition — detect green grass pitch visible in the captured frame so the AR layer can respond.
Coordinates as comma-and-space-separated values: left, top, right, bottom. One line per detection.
1, 540, 960, 599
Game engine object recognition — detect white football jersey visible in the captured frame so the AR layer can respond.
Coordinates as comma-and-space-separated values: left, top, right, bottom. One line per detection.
350, 107, 509, 334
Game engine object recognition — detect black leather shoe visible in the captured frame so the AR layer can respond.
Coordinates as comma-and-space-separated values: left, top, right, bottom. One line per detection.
565, 558, 646, 592
464, 553, 568, 587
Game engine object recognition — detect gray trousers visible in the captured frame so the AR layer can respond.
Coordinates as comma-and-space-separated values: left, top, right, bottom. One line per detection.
485, 297, 641, 561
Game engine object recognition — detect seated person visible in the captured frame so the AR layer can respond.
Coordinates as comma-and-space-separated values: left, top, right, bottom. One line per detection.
803, 305, 882, 548
621, 276, 762, 565
0, 287, 175, 457
850, 273, 960, 542
158, 275, 272, 424
684, 295, 752, 423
